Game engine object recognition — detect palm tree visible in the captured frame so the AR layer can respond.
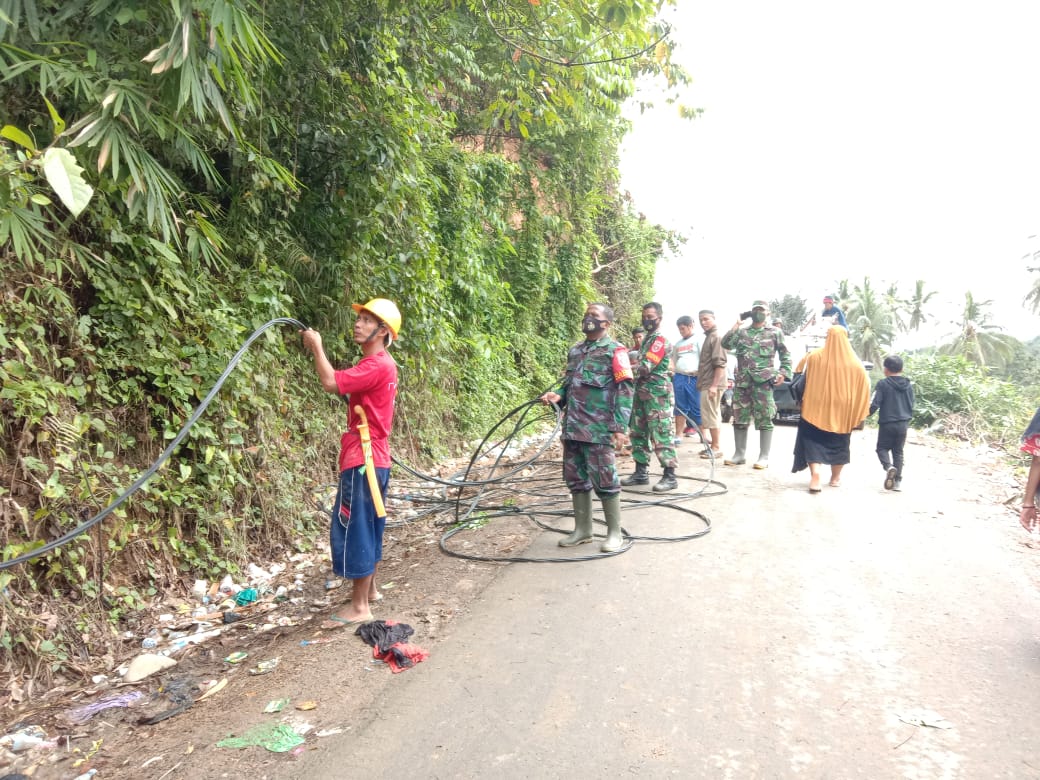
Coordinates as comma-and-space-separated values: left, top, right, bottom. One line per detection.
1022, 241, 1040, 314
835, 279, 851, 303
939, 292, 1019, 371
906, 279, 937, 331
1025, 278, 1040, 315
884, 282, 907, 333
845, 277, 897, 365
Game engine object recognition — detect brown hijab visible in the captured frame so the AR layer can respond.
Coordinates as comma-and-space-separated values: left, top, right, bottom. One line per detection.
795, 326, 870, 434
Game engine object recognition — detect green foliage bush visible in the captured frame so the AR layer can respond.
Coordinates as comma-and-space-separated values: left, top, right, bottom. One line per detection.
904, 354, 1034, 447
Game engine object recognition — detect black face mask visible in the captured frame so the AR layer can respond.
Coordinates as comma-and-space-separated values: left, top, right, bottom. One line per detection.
641, 317, 659, 332
582, 316, 607, 333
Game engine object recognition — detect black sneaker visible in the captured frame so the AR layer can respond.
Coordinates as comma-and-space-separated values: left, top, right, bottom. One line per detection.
884, 466, 897, 490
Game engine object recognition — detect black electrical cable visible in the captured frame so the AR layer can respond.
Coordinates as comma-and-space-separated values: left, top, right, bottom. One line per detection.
0, 317, 309, 570
434, 400, 720, 563
389, 399, 562, 489
365, 386, 722, 562
1, 317, 720, 571
451, 398, 560, 525
327, 393, 720, 562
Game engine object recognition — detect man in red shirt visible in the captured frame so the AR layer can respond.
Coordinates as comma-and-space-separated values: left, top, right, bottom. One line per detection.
301, 298, 400, 628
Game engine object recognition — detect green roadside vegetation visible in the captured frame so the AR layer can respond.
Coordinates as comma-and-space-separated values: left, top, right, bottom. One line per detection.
0, 0, 685, 683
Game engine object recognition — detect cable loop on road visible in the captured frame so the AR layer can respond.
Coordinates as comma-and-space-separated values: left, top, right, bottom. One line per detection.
391, 401, 720, 564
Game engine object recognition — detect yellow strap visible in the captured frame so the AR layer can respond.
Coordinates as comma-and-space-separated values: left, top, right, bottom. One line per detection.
353, 405, 386, 518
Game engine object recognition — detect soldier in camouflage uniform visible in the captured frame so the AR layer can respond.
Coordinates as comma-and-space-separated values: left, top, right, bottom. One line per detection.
541, 303, 634, 552
721, 299, 791, 469
620, 301, 679, 492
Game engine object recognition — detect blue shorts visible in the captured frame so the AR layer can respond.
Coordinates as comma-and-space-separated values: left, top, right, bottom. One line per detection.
330, 466, 390, 579
672, 373, 701, 425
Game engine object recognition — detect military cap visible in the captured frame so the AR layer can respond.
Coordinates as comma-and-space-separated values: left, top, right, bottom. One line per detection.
751, 300, 768, 309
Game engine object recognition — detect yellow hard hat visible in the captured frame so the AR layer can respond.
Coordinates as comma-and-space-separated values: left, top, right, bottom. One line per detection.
351, 298, 401, 338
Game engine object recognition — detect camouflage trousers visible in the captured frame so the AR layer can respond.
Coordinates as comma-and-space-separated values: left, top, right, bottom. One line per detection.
562, 440, 619, 495
629, 395, 678, 468
732, 381, 775, 431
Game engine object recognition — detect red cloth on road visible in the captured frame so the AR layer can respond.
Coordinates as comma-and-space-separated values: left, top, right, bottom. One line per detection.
374, 642, 430, 673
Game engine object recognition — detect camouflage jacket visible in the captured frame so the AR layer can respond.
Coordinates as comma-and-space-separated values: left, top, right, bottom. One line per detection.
721, 324, 792, 387
632, 330, 673, 399
554, 335, 634, 444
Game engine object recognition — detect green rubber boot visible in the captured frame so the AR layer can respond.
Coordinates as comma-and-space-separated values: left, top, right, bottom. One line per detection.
725, 426, 748, 466
559, 490, 594, 547
753, 428, 773, 470
599, 493, 624, 552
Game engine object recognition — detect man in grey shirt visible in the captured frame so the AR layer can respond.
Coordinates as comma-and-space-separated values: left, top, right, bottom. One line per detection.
697, 310, 728, 458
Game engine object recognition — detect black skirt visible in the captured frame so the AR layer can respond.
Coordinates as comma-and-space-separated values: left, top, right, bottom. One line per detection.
792, 418, 852, 472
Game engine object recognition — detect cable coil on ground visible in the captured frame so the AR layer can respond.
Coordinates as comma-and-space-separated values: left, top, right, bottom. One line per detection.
393, 400, 721, 564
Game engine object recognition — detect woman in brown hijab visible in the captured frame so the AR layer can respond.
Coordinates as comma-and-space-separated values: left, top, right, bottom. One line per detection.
792, 326, 871, 492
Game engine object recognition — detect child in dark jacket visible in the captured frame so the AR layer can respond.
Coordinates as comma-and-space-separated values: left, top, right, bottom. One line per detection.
869, 355, 914, 491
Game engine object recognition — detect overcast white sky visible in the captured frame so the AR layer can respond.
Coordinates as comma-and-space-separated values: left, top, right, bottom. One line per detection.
619, 1, 1040, 349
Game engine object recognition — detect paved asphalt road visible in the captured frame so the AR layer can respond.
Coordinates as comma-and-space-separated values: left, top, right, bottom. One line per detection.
280, 425, 1040, 779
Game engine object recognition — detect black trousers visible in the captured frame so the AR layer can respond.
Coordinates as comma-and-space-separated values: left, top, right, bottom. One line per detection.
876, 420, 909, 477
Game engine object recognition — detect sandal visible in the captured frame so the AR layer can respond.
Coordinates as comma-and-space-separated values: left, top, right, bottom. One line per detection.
320, 613, 373, 630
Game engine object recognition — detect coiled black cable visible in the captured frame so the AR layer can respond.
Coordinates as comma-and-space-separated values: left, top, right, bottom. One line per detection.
429, 399, 719, 563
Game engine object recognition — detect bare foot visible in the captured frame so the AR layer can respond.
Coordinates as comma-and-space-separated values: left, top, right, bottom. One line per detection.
320, 608, 373, 630
809, 477, 821, 493
829, 481, 841, 487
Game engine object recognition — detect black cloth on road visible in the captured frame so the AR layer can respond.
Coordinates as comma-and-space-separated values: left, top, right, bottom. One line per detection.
355, 620, 414, 652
